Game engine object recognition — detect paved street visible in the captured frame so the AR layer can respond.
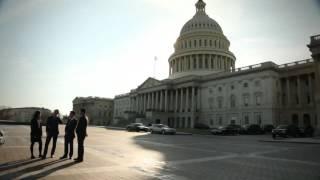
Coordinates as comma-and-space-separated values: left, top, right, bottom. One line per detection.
0, 125, 320, 180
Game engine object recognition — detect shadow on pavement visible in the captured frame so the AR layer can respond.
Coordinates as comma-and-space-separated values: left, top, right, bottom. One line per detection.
0, 159, 68, 179
21, 161, 78, 180
0, 158, 42, 171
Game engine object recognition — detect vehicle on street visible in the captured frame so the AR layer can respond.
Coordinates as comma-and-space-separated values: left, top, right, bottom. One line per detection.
262, 124, 274, 133
126, 123, 149, 132
0, 130, 5, 145
149, 124, 176, 135
228, 124, 241, 134
272, 124, 302, 139
240, 124, 264, 135
211, 126, 238, 135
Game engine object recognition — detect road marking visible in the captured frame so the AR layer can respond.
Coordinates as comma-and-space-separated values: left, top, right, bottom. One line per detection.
166, 154, 239, 166
252, 156, 320, 166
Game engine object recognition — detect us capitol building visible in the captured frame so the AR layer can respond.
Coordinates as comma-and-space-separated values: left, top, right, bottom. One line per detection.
113, 0, 320, 132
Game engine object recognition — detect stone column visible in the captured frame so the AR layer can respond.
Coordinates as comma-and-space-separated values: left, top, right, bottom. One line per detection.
202, 55, 205, 69
287, 78, 291, 107
143, 94, 146, 113
156, 91, 159, 111
297, 76, 302, 105
197, 87, 201, 111
139, 95, 142, 113
196, 55, 199, 69
186, 87, 189, 112
208, 55, 212, 70
214, 55, 218, 70
308, 74, 314, 104
165, 90, 168, 112
180, 88, 184, 112
146, 93, 149, 110
191, 87, 195, 112
160, 90, 163, 112
191, 56, 194, 70
175, 89, 179, 112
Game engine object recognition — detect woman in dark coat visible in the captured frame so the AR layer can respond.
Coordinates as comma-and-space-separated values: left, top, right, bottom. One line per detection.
30, 111, 43, 159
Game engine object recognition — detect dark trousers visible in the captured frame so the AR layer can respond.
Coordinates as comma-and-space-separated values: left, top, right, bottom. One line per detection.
30, 139, 42, 156
77, 137, 85, 160
63, 136, 74, 158
43, 133, 58, 157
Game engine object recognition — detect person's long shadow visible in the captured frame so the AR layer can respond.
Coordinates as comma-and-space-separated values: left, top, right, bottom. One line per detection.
0, 158, 42, 171
21, 161, 78, 180
0, 159, 68, 179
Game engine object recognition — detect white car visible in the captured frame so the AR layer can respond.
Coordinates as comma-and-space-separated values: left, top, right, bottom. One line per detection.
0, 130, 5, 145
149, 124, 176, 135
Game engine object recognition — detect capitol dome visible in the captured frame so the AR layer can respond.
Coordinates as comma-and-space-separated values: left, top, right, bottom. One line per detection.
169, 0, 236, 79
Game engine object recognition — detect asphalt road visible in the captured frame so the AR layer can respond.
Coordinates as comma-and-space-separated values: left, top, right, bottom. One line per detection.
0, 125, 319, 180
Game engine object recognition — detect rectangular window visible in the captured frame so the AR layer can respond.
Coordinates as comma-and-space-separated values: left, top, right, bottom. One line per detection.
255, 113, 262, 125
256, 95, 261, 106
218, 115, 223, 125
244, 96, 249, 106
243, 113, 250, 125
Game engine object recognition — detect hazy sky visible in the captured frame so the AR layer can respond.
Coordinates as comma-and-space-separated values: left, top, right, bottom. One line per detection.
0, 0, 320, 114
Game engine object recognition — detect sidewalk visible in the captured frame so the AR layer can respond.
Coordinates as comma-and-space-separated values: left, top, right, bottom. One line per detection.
260, 137, 320, 145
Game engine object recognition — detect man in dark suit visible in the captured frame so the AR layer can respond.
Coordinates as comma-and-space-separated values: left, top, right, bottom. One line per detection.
42, 109, 62, 159
30, 111, 42, 159
74, 108, 88, 163
60, 111, 77, 159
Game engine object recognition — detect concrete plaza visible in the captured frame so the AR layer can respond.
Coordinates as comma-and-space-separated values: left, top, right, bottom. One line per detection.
0, 125, 320, 180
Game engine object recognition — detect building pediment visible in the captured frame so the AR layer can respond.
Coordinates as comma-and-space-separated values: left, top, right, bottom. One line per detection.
137, 77, 162, 90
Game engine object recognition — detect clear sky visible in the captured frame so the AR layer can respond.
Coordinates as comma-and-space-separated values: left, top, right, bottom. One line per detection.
0, 0, 320, 114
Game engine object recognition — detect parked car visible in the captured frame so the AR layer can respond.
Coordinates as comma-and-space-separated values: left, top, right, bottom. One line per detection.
262, 124, 274, 133
126, 123, 149, 132
0, 130, 5, 145
194, 123, 210, 129
240, 124, 264, 135
211, 126, 238, 135
303, 125, 315, 137
228, 124, 241, 134
272, 124, 302, 139
149, 124, 176, 135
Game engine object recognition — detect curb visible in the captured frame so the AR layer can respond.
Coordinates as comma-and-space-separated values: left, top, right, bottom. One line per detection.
105, 126, 126, 130
176, 132, 193, 136
259, 139, 320, 145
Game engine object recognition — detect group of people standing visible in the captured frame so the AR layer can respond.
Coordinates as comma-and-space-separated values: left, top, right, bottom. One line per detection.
30, 109, 88, 163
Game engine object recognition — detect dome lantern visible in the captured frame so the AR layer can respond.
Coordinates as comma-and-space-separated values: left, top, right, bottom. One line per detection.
196, 0, 206, 13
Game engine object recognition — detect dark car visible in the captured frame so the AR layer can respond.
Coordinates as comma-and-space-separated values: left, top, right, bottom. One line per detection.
262, 124, 274, 133
126, 123, 149, 132
240, 124, 264, 135
0, 130, 5, 145
272, 124, 302, 139
228, 124, 241, 134
301, 125, 315, 137
211, 126, 238, 135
